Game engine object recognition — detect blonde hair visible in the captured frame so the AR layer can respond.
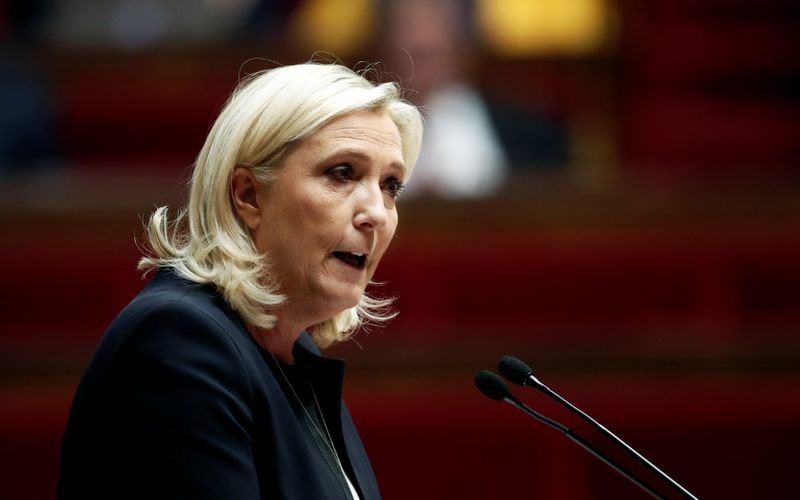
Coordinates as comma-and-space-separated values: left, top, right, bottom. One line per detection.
138, 62, 423, 348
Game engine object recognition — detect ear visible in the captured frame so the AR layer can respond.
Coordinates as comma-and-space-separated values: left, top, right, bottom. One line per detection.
231, 167, 262, 230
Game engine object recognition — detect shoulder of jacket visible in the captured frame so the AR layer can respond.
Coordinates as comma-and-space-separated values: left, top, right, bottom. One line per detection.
101, 277, 253, 377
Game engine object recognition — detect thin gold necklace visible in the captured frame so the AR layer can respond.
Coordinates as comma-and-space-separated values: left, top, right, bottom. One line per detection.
270, 352, 345, 473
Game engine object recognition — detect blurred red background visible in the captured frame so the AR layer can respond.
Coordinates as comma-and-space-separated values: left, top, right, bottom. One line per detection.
1, 0, 799, 498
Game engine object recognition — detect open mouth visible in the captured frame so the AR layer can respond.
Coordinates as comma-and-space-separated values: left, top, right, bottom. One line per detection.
332, 251, 367, 270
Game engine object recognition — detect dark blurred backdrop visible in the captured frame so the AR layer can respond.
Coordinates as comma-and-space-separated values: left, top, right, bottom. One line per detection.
1, 0, 799, 498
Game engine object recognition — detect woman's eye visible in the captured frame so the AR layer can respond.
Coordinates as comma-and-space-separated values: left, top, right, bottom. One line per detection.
327, 165, 354, 181
384, 177, 406, 198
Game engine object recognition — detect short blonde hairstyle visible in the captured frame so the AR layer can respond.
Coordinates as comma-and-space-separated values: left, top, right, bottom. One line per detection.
138, 62, 423, 348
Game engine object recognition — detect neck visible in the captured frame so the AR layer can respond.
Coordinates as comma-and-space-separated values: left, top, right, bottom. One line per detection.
245, 311, 306, 364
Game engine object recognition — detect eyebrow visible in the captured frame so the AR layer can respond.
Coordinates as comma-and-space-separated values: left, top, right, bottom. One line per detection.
323, 148, 406, 175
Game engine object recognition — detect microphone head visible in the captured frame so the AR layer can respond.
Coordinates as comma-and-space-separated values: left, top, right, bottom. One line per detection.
498, 355, 534, 386
474, 370, 511, 401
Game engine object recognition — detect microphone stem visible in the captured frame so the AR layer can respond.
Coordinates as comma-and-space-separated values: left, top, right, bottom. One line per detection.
564, 430, 666, 500
536, 382, 697, 500
508, 398, 666, 499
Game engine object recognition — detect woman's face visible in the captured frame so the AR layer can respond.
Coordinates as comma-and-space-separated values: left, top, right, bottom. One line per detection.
254, 110, 406, 325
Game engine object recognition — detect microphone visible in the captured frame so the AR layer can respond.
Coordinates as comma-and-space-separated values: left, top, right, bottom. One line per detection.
475, 370, 568, 433
498, 356, 697, 500
474, 370, 666, 499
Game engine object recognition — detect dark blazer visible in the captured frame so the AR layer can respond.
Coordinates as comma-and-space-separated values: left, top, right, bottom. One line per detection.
58, 270, 380, 500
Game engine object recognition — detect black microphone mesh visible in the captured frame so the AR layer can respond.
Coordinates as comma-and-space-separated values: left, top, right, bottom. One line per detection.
474, 370, 510, 401
498, 356, 533, 386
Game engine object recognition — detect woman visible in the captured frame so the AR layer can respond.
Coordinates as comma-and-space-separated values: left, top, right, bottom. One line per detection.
58, 62, 423, 500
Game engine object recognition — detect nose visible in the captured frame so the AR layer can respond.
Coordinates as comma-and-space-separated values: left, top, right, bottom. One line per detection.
353, 182, 388, 232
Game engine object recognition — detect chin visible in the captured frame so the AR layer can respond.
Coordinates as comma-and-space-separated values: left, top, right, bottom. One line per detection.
316, 286, 364, 318
337, 292, 363, 312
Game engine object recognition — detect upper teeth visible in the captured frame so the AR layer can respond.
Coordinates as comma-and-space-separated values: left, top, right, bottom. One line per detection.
351, 252, 364, 257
